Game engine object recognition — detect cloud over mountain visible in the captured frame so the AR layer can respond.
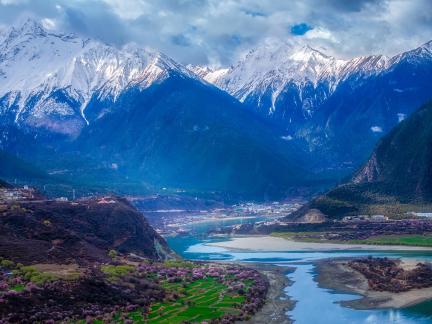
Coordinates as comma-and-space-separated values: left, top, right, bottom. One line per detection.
0, 0, 431, 67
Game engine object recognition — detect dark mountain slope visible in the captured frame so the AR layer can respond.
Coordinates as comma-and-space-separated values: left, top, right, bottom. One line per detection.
0, 150, 48, 181
304, 54, 432, 164
78, 75, 315, 199
353, 100, 432, 200
0, 197, 173, 264
291, 101, 432, 220
217, 41, 432, 170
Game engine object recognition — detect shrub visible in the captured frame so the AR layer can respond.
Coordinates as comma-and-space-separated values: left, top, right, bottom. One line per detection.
43, 219, 52, 226
18, 266, 57, 285
101, 265, 135, 278
0, 259, 15, 268
108, 250, 118, 260
163, 260, 194, 269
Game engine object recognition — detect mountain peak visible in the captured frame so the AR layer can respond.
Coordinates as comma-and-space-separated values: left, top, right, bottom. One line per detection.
236, 40, 337, 73
0, 20, 203, 133
417, 40, 432, 56
212, 40, 345, 103
392, 39, 432, 64
13, 17, 47, 37
290, 44, 333, 63
420, 39, 432, 49
187, 65, 229, 83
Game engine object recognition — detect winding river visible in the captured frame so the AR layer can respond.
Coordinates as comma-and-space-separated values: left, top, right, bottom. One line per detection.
165, 217, 432, 323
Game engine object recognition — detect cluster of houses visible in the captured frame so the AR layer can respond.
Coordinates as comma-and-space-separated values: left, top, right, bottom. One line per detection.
232, 201, 302, 217
406, 212, 432, 218
0, 184, 119, 208
95, 197, 117, 204
0, 186, 35, 201
342, 214, 389, 222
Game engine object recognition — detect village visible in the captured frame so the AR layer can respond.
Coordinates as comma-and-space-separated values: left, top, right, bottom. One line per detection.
0, 185, 119, 207
133, 199, 303, 236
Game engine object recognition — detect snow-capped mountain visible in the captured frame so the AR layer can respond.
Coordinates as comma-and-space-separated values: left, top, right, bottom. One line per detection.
1, 18, 432, 197
203, 41, 395, 117
200, 40, 432, 165
0, 18, 314, 199
0, 18, 197, 136
217, 43, 344, 101
187, 65, 229, 84
205, 40, 431, 117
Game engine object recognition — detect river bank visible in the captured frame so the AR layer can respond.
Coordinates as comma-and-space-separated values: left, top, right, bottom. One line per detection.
244, 263, 295, 324
315, 258, 432, 309
206, 236, 432, 252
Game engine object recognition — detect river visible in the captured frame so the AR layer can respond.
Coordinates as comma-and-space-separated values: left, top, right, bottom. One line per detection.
165, 219, 432, 324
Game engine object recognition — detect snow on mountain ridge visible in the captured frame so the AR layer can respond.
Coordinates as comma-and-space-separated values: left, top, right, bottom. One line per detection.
209, 42, 347, 111
209, 39, 432, 102
0, 18, 198, 129
197, 39, 431, 121
187, 65, 229, 84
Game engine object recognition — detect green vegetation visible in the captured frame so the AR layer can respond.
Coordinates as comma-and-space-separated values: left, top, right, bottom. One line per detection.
108, 249, 118, 260
0, 259, 15, 268
348, 234, 432, 247
1, 258, 265, 322
11, 284, 25, 292
148, 277, 245, 324
308, 182, 432, 220
42, 219, 52, 226
271, 231, 326, 242
305, 102, 432, 220
19, 266, 58, 285
163, 260, 194, 268
101, 264, 135, 279
272, 231, 432, 247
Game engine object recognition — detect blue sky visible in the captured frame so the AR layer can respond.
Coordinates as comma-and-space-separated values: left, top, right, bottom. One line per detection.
0, 0, 431, 67
291, 23, 314, 36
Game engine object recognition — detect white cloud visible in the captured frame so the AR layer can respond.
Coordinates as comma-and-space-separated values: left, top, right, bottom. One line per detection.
0, 0, 28, 4
281, 135, 293, 141
101, 0, 149, 20
41, 17, 55, 30
0, 0, 431, 66
371, 126, 383, 133
305, 27, 338, 43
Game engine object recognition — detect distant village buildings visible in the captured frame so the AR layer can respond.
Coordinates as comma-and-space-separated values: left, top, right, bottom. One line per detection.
0, 186, 35, 201
96, 197, 117, 204
342, 214, 389, 222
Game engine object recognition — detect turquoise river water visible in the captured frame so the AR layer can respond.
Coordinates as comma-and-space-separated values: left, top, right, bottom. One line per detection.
165, 217, 432, 324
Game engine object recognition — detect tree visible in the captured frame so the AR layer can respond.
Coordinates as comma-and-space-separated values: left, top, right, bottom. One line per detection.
108, 250, 118, 260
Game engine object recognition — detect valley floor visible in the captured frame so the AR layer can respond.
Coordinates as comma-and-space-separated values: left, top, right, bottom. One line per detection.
206, 236, 432, 252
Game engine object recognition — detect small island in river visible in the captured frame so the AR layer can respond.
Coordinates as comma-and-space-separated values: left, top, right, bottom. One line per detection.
316, 257, 432, 310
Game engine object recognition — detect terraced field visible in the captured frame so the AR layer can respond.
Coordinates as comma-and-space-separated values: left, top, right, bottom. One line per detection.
1, 257, 267, 323
147, 277, 245, 323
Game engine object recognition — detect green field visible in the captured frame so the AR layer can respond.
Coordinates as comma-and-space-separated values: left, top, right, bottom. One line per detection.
146, 277, 245, 323
74, 265, 253, 324
271, 232, 327, 242
348, 234, 432, 247
272, 232, 432, 247
104, 277, 248, 323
